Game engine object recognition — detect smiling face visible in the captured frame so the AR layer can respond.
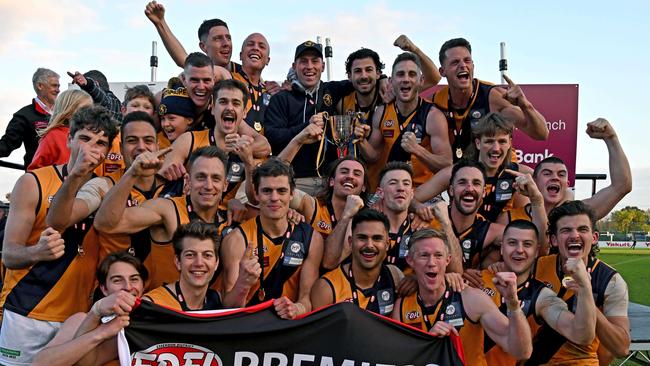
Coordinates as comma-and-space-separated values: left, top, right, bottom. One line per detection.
329, 159, 366, 199
293, 51, 324, 89
212, 87, 246, 135
256, 175, 293, 220
378, 169, 413, 213
161, 114, 193, 143
124, 96, 155, 117
240, 33, 270, 71
475, 133, 511, 175
199, 25, 232, 68
501, 227, 538, 276
121, 120, 157, 168
67, 127, 111, 166
182, 65, 214, 110
391, 60, 421, 104
349, 220, 388, 270
449, 166, 485, 216
188, 156, 228, 212
37, 75, 61, 106
440, 46, 474, 90
100, 261, 145, 297
349, 57, 379, 96
551, 214, 598, 263
407, 237, 450, 293
174, 237, 218, 289
534, 162, 569, 207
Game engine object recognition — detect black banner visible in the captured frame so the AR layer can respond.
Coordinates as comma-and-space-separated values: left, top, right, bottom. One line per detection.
123, 300, 464, 366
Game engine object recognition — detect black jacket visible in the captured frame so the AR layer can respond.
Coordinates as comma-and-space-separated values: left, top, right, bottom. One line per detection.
0, 99, 50, 167
264, 80, 353, 178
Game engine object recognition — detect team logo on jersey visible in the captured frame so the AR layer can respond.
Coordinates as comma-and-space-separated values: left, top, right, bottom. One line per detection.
384, 119, 394, 128
131, 343, 223, 366
231, 163, 241, 173
406, 310, 421, 320
462, 240, 472, 249
290, 242, 302, 253
317, 220, 332, 231
500, 181, 510, 190
445, 304, 456, 315
381, 290, 391, 302
472, 110, 482, 119
323, 93, 332, 107
482, 287, 496, 297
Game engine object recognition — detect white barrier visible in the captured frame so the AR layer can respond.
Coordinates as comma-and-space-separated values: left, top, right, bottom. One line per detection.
598, 241, 650, 248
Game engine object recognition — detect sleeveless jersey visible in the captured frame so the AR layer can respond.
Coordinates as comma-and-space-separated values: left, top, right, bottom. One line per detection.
157, 131, 172, 150
505, 203, 533, 224
237, 217, 314, 306
98, 172, 165, 289
398, 288, 485, 365
94, 132, 124, 176
480, 271, 545, 366
433, 79, 494, 162
145, 283, 223, 312
310, 199, 336, 239
384, 216, 440, 273
530, 254, 618, 365
321, 263, 397, 316
231, 63, 269, 135
481, 162, 519, 222
0, 165, 100, 322
452, 213, 491, 270
378, 99, 434, 187
184, 128, 245, 210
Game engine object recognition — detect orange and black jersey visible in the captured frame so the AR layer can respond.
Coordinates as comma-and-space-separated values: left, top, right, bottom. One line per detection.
231, 62, 269, 134
481, 162, 519, 222
321, 263, 398, 316
99, 171, 165, 281
505, 203, 533, 224
310, 199, 336, 239
157, 131, 172, 150
481, 271, 546, 366
161, 128, 245, 210
433, 79, 494, 162
236, 217, 314, 306
529, 254, 618, 365
145, 282, 223, 312
0, 165, 100, 322
94, 133, 124, 176
148, 194, 229, 290
339, 90, 379, 160
398, 288, 487, 365
379, 98, 435, 187
452, 212, 491, 270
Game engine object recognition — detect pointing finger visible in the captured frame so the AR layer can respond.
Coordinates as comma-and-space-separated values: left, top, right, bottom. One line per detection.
156, 147, 173, 158
502, 73, 515, 87
503, 168, 523, 177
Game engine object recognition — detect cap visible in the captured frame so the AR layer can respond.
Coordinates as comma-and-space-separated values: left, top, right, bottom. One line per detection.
294, 40, 323, 60
159, 86, 195, 118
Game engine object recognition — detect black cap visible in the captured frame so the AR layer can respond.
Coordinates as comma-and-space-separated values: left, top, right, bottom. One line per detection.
294, 40, 323, 60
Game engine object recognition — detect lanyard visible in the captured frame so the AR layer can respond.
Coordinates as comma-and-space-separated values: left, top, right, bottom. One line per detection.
175, 281, 205, 311
254, 217, 293, 301
416, 285, 451, 331
346, 264, 383, 309
387, 217, 411, 262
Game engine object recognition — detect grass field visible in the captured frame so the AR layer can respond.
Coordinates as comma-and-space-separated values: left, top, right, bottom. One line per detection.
598, 247, 650, 306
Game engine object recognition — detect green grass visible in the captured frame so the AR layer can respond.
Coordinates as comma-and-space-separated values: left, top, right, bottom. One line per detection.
598, 248, 650, 306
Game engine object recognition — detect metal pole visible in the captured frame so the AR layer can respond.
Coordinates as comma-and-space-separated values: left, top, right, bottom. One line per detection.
499, 42, 507, 84
150, 41, 158, 82
325, 38, 333, 82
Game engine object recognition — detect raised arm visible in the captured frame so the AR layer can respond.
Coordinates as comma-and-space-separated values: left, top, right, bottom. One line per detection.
322, 195, 364, 269
144, 1, 188, 68
469, 273, 532, 360
238, 120, 271, 158
221, 229, 257, 307
277, 120, 323, 163
582, 118, 632, 220
95, 149, 172, 234
393, 35, 441, 89
414, 165, 451, 203
505, 168, 549, 255
491, 74, 548, 141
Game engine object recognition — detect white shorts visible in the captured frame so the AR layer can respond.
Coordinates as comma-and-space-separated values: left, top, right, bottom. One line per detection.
0, 309, 61, 366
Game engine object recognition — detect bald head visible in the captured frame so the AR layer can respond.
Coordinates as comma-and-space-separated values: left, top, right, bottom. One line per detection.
240, 33, 270, 71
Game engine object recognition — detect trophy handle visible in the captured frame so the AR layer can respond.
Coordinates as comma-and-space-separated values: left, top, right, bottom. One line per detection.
351, 112, 363, 144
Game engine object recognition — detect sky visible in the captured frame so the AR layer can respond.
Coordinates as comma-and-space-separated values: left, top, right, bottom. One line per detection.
1, 0, 648, 211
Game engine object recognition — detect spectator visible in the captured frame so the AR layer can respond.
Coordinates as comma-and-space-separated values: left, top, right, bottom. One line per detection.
68, 69, 123, 121
28, 89, 93, 170
0, 68, 60, 167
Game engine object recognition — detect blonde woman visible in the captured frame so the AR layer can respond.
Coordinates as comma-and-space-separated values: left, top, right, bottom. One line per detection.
28, 90, 93, 170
